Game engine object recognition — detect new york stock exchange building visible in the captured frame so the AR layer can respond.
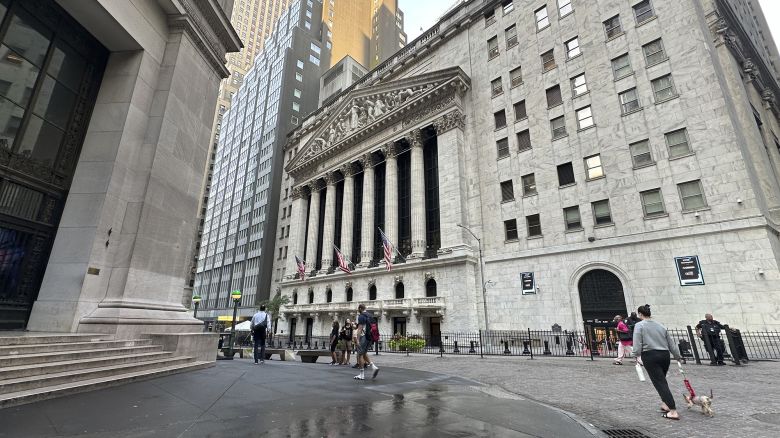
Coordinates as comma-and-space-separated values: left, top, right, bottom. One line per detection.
273, 0, 780, 339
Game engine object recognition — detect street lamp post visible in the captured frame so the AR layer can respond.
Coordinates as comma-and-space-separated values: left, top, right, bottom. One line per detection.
457, 224, 489, 331
192, 295, 201, 319
228, 290, 242, 358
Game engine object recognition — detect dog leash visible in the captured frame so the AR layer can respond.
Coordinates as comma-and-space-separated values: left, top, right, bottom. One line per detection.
677, 361, 696, 398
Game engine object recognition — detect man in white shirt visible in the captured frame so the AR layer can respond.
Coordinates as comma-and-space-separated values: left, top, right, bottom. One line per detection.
250, 305, 272, 364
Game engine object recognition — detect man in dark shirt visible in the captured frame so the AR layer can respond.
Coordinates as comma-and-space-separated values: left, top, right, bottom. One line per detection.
696, 314, 725, 365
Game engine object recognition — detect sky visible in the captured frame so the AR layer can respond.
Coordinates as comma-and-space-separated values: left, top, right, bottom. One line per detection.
400, 0, 780, 50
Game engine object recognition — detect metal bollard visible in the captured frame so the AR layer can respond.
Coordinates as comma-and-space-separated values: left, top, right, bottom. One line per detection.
453, 341, 460, 353
439, 342, 445, 357
503, 340, 511, 355
522, 341, 531, 355
469, 340, 476, 354
543, 341, 552, 355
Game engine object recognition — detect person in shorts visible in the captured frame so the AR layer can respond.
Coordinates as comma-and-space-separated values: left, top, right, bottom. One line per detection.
353, 304, 379, 380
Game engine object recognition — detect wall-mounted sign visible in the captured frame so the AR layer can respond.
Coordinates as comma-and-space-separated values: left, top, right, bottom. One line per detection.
521, 272, 536, 294
675, 256, 704, 286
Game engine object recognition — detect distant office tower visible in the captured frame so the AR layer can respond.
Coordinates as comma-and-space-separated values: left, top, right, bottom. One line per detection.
323, 0, 407, 69
188, 0, 293, 292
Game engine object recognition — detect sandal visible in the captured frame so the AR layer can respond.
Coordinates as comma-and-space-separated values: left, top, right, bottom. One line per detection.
661, 413, 679, 420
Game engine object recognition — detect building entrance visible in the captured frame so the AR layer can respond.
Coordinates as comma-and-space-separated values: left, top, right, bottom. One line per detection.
0, 0, 108, 328
578, 269, 628, 324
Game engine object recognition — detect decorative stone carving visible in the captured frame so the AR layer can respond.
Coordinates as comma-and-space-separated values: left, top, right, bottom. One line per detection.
291, 185, 307, 200
384, 142, 400, 158
358, 152, 376, 169
323, 171, 338, 185
309, 179, 326, 192
402, 96, 455, 128
394, 275, 403, 284
433, 110, 466, 134
344, 281, 352, 288
424, 272, 435, 281
762, 89, 775, 105
406, 129, 423, 148
341, 162, 357, 177
367, 278, 376, 287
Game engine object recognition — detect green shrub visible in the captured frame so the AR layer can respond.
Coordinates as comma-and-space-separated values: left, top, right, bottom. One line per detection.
388, 336, 426, 352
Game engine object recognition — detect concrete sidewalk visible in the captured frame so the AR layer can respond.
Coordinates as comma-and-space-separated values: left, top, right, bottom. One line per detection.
0, 358, 601, 437
376, 353, 780, 438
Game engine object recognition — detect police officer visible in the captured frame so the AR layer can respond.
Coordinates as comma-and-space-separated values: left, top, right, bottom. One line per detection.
696, 313, 725, 365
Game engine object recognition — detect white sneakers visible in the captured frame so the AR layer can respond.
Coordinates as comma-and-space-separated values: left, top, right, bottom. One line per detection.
371, 363, 380, 379
354, 363, 380, 380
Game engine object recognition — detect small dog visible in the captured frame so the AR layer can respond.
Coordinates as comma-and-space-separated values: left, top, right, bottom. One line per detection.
683, 391, 714, 417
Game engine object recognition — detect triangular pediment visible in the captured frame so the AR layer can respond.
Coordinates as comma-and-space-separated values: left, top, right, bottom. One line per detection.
286, 67, 470, 176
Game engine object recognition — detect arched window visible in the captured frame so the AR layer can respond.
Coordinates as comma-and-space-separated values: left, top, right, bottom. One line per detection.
308, 290, 314, 304
425, 279, 437, 297
293, 292, 298, 305
326, 289, 332, 303
346, 287, 353, 302
395, 282, 404, 299
369, 285, 377, 301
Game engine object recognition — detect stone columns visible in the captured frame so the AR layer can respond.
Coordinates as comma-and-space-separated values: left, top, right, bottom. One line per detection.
433, 111, 467, 250
340, 163, 357, 260
305, 180, 324, 271
408, 129, 426, 258
384, 143, 399, 253
358, 153, 376, 267
287, 185, 309, 277
320, 172, 338, 271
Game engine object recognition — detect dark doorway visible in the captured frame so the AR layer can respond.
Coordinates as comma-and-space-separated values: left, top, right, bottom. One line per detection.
305, 317, 314, 342
288, 318, 297, 342
425, 279, 437, 297
346, 287, 353, 302
578, 269, 628, 324
429, 317, 441, 347
393, 317, 406, 336
395, 282, 404, 299
369, 285, 377, 301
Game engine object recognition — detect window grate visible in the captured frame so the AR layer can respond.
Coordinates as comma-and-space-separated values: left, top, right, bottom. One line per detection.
603, 429, 652, 438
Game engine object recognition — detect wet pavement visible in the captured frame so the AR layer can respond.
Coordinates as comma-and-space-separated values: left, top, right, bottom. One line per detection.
0, 358, 600, 437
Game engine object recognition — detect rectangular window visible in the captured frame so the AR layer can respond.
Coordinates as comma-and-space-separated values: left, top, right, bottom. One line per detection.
485, 9, 496, 26
310, 42, 321, 55
292, 102, 300, 112
514, 100, 527, 120
604, 15, 622, 39
546, 85, 563, 107
491, 77, 503, 97
619, 88, 640, 114
652, 74, 677, 101
494, 109, 507, 129
629, 139, 654, 167
565, 37, 581, 59
612, 53, 632, 79
510, 67, 523, 87
536, 6, 549, 30
517, 129, 532, 150
488, 37, 499, 59
571, 73, 587, 97
309, 54, 320, 66
295, 72, 303, 81
564, 206, 582, 230
294, 89, 302, 98
641, 189, 666, 217
577, 106, 594, 129
497, 137, 510, 159
504, 219, 519, 240
557, 162, 575, 186
666, 128, 691, 158
501, 180, 515, 202
678, 180, 707, 211
551, 116, 567, 139
522, 173, 537, 195
558, 0, 573, 16
505, 24, 518, 48
592, 200, 613, 225
584, 154, 604, 179
526, 214, 542, 237
541, 49, 556, 71
503, 0, 514, 14
633, 0, 655, 24
642, 38, 667, 66
297, 59, 304, 69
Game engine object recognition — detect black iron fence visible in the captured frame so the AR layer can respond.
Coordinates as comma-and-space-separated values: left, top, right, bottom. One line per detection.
232, 326, 780, 365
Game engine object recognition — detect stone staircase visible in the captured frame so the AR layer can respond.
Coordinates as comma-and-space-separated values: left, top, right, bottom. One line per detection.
0, 333, 213, 408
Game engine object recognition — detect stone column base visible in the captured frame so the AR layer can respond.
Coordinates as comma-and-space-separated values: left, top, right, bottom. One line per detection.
78, 302, 203, 339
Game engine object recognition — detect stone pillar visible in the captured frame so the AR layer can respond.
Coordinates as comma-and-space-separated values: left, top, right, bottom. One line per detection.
408, 129, 426, 258
384, 143, 399, 255
358, 153, 375, 267
340, 163, 356, 260
286, 185, 310, 278
320, 172, 338, 271
305, 180, 324, 271
433, 111, 468, 250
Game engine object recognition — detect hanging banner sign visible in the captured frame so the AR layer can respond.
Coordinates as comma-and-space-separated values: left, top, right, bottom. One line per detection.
674, 256, 704, 286
521, 272, 536, 294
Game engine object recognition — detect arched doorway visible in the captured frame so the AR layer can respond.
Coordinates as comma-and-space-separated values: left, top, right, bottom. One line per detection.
395, 282, 404, 299
326, 289, 332, 303
425, 279, 437, 297
308, 290, 314, 304
369, 285, 377, 301
346, 287, 353, 302
578, 269, 628, 323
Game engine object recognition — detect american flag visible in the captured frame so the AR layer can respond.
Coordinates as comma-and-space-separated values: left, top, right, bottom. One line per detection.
333, 245, 352, 274
295, 255, 306, 281
378, 228, 393, 271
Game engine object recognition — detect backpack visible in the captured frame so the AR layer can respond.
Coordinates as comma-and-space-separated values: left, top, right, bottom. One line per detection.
252, 312, 267, 331
369, 318, 380, 343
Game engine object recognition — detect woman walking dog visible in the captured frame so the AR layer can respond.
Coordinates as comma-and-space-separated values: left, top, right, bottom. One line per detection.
633, 304, 683, 420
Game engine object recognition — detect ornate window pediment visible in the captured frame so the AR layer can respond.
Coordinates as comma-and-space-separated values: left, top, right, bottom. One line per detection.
286, 67, 470, 178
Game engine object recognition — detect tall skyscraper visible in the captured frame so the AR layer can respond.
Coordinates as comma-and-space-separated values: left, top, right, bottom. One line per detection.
193, 0, 407, 327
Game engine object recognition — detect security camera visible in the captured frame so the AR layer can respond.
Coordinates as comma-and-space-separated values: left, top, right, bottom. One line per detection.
587, 236, 596, 242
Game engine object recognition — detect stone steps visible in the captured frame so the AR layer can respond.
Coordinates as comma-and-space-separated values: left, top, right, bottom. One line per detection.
0, 345, 164, 368
0, 360, 213, 409
0, 356, 194, 394
0, 334, 109, 347
0, 339, 153, 356
0, 351, 175, 380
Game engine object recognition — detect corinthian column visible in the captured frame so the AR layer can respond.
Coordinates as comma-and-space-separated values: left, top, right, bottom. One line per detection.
408, 129, 426, 258
287, 185, 310, 278
320, 172, 338, 272
305, 180, 324, 271
340, 163, 356, 261
434, 111, 467, 251
358, 153, 375, 267
384, 142, 399, 257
